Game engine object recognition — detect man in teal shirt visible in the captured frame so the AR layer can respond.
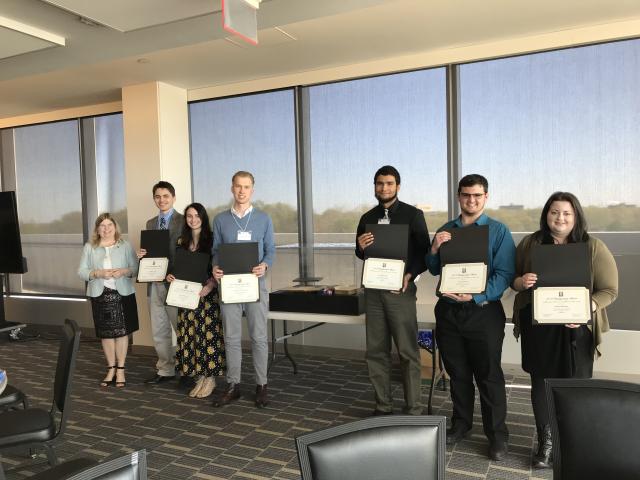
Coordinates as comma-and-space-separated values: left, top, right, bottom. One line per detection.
427, 174, 515, 461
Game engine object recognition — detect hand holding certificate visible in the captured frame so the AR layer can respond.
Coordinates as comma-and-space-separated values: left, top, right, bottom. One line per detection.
137, 230, 170, 282
361, 224, 408, 291
440, 262, 487, 294
437, 225, 488, 295
220, 274, 260, 303
165, 250, 210, 309
533, 287, 591, 324
531, 243, 592, 325
138, 257, 169, 282
362, 258, 405, 290
218, 242, 260, 304
166, 280, 203, 309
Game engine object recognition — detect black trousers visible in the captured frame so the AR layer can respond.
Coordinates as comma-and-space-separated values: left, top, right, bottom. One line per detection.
435, 299, 509, 442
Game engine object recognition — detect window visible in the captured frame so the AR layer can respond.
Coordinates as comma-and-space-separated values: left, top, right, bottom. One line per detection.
459, 40, 640, 233
307, 69, 448, 301
459, 40, 640, 330
95, 114, 128, 231
12, 120, 85, 295
190, 90, 298, 290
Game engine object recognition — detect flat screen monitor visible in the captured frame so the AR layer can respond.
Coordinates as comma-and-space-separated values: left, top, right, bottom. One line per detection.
68, 450, 147, 480
0, 191, 26, 274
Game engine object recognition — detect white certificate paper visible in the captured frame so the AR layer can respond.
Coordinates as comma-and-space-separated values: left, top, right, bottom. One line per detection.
440, 262, 487, 294
137, 257, 169, 282
533, 286, 591, 324
220, 273, 260, 304
362, 258, 404, 291
166, 279, 202, 310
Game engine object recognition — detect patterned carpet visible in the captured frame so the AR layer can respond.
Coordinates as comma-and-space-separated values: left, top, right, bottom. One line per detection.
0, 331, 554, 480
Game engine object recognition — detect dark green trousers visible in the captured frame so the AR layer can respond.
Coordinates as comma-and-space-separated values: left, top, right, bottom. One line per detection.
364, 282, 422, 414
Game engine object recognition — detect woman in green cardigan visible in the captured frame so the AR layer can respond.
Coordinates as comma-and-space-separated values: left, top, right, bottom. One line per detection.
511, 192, 618, 469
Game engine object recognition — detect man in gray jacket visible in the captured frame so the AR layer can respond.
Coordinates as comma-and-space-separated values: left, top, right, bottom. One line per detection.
138, 181, 184, 384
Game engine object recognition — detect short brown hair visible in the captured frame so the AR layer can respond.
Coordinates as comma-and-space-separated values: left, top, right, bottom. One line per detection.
91, 213, 122, 247
232, 171, 255, 185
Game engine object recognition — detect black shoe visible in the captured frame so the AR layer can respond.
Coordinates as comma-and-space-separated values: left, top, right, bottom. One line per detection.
488, 439, 509, 461
372, 409, 393, 416
446, 424, 471, 445
255, 384, 269, 409
144, 374, 174, 384
212, 383, 241, 407
177, 376, 196, 390
532, 424, 552, 468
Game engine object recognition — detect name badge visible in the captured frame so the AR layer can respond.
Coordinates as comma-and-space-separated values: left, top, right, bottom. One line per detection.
378, 218, 390, 225
237, 230, 252, 241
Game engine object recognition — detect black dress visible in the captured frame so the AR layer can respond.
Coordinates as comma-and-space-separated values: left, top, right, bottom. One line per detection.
519, 304, 594, 379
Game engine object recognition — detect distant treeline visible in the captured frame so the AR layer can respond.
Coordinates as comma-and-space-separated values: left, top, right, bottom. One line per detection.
20, 204, 640, 235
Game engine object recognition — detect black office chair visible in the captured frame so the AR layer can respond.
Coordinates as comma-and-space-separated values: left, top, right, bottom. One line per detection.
28, 450, 147, 480
0, 383, 28, 411
0, 319, 81, 479
545, 378, 640, 480
296, 415, 446, 480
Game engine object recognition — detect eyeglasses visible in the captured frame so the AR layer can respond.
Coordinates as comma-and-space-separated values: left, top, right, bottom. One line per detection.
459, 193, 485, 200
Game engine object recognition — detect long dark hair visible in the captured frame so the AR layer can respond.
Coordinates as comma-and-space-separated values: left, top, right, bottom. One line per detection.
536, 192, 589, 244
178, 203, 212, 252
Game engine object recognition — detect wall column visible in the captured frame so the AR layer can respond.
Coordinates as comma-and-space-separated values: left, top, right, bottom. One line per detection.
122, 82, 191, 349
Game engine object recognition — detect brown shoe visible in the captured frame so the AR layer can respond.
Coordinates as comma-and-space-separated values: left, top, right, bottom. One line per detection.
255, 384, 268, 408
212, 383, 240, 407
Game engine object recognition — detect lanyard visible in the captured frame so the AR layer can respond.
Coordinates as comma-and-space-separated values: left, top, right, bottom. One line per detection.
231, 208, 253, 232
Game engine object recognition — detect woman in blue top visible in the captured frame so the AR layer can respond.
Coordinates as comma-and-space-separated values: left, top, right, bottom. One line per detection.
78, 213, 139, 388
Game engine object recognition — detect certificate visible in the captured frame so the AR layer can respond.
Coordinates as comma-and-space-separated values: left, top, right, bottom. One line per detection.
439, 262, 487, 294
362, 258, 405, 291
533, 286, 591, 324
137, 257, 169, 282
220, 273, 260, 304
166, 279, 202, 310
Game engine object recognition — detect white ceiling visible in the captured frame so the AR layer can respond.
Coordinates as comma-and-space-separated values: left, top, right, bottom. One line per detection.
40, 0, 222, 32
1, 0, 640, 120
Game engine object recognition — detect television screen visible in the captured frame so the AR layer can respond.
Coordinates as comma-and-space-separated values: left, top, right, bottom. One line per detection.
68, 450, 147, 480
0, 191, 26, 274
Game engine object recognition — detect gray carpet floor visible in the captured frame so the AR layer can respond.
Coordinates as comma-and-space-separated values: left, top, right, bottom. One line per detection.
0, 331, 554, 479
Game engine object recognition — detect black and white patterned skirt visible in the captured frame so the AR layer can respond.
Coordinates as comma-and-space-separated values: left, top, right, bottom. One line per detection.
91, 287, 139, 338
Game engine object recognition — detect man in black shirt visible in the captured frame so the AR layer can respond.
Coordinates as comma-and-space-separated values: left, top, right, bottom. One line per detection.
355, 165, 430, 415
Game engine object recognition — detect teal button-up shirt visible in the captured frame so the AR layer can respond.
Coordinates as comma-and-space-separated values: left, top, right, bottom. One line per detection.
426, 213, 516, 304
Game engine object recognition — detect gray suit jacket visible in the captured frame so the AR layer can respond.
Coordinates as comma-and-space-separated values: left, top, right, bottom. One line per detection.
145, 210, 184, 295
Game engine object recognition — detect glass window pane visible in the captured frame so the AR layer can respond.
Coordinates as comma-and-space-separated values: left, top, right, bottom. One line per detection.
460, 40, 640, 331
460, 39, 640, 233
95, 114, 128, 231
190, 90, 298, 289
308, 69, 448, 303
13, 120, 84, 295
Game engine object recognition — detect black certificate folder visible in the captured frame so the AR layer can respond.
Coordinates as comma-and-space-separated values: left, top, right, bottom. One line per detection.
439, 225, 489, 265
364, 224, 409, 260
140, 230, 170, 258
172, 249, 210, 283
531, 243, 591, 288
219, 242, 259, 274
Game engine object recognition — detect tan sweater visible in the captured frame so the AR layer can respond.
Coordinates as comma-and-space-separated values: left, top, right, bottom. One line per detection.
512, 235, 618, 357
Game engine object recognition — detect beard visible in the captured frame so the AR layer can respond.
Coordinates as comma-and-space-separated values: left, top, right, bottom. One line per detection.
375, 192, 397, 205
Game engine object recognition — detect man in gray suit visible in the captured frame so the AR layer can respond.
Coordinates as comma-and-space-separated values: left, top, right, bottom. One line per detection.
138, 181, 185, 384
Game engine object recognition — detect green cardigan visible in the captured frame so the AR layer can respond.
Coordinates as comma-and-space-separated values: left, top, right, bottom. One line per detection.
512, 235, 618, 357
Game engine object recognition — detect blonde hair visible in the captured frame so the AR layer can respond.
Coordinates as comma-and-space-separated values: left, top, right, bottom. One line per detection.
231, 170, 255, 185
91, 213, 121, 247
